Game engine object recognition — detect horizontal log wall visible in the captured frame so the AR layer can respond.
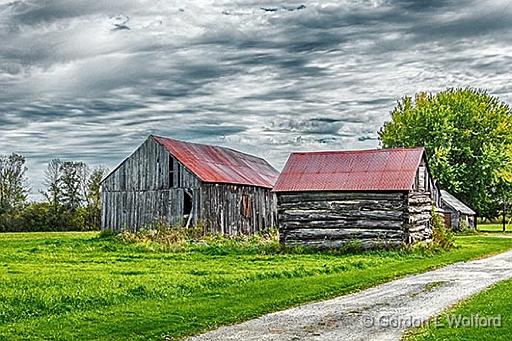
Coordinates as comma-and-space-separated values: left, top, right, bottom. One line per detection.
277, 155, 435, 248
277, 191, 408, 248
405, 192, 433, 243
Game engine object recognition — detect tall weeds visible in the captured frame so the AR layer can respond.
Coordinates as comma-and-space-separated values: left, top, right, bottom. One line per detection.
431, 208, 455, 250
115, 221, 281, 254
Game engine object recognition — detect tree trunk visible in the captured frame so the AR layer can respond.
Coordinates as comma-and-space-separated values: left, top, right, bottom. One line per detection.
503, 202, 506, 233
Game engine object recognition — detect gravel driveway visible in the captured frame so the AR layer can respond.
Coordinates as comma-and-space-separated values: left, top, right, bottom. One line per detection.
188, 250, 512, 341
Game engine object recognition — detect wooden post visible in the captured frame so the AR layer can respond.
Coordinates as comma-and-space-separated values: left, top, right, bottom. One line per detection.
503, 201, 507, 233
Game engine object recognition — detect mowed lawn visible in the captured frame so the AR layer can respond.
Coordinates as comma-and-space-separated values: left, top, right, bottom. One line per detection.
407, 224, 512, 341
410, 275, 512, 341
0, 232, 511, 340
478, 223, 512, 233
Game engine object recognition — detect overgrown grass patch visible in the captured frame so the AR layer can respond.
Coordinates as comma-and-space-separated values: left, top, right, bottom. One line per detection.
0, 232, 510, 340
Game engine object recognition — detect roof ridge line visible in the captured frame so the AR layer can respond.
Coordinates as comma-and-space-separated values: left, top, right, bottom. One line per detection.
290, 147, 425, 155
153, 135, 270, 163
152, 135, 279, 189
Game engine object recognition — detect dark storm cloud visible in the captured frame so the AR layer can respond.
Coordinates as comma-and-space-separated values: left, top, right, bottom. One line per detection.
390, 0, 457, 12
1, 0, 512, 197
181, 125, 248, 138
268, 118, 342, 135
405, 9, 512, 43
4, 0, 134, 25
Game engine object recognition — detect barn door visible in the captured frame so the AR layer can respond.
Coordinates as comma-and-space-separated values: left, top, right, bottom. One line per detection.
443, 213, 452, 228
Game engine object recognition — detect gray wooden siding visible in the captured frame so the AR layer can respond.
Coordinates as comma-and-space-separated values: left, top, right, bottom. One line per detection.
102, 190, 167, 230
414, 157, 432, 193
440, 208, 475, 230
102, 137, 173, 192
413, 156, 440, 206
451, 211, 461, 229
101, 136, 276, 233
101, 137, 202, 231
200, 184, 277, 235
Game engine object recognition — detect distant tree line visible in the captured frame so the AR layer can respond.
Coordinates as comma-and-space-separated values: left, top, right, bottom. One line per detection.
2, 88, 511, 232
0, 154, 106, 232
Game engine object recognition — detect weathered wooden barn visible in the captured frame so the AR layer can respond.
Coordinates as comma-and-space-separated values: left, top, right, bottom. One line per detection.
439, 190, 476, 229
273, 147, 439, 248
101, 135, 279, 234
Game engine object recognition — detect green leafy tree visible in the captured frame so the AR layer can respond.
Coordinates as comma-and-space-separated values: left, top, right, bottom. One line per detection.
20, 202, 52, 232
0, 153, 29, 214
0, 153, 29, 231
59, 161, 89, 210
42, 159, 63, 224
85, 166, 107, 229
41, 160, 105, 231
379, 88, 512, 218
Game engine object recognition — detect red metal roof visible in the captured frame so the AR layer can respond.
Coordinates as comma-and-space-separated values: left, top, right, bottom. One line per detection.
153, 136, 279, 189
273, 147, 426, 192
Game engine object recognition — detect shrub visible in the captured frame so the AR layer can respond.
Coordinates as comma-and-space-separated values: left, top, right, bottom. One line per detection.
98, 229, 117, 238
456, 219, 478, 235
431, 208, 455, 250
19, 202, 51, 231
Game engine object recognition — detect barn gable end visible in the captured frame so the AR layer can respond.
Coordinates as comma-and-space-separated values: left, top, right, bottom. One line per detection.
101, 136, 201, 230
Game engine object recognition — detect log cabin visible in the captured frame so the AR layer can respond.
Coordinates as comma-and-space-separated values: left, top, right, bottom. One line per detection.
101, 135, 279, 234
273, 147, 439, 248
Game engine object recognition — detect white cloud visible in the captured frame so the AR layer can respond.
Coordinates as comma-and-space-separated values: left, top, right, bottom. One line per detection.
1, 0, 512, 198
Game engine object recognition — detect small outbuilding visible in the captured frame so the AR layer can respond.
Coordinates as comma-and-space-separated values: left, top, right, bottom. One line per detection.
439, 190, 476, 229
101, 135, 279, 234
273, 147, 439, 248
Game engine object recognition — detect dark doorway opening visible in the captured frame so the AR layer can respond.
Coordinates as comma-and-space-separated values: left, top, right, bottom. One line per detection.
183, 190, 193, 227
184, 191, 193, 216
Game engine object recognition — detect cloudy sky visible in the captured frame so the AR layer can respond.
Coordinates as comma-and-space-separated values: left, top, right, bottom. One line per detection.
1, 0, 512, 197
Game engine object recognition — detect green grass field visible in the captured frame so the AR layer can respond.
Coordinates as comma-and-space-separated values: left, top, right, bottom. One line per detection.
406, 224, 512, 341
0, 231, 511, 340
478, 223, 512, 233
409, 276, 512, 341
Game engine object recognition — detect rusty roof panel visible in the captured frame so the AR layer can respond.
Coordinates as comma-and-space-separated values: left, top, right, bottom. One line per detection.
273, 147, 425, 192
154, 136, 279, 189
